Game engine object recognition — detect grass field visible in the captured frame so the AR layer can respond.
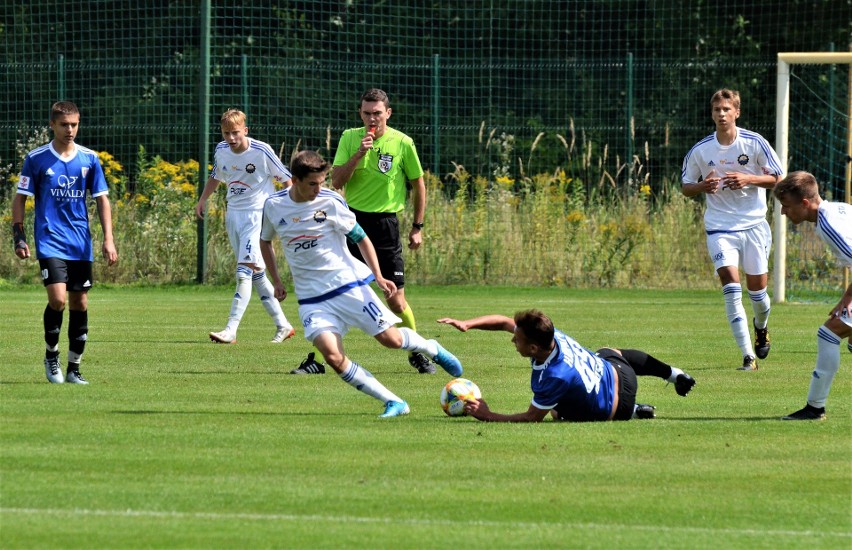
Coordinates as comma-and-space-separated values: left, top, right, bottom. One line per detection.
1, 285, 850, 549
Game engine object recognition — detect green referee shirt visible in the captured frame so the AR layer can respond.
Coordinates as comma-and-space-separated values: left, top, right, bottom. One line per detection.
332, 126, 424, 213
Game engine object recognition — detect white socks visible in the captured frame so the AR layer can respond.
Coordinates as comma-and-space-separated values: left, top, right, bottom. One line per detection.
226, 265, 253, 332
252, 270, 290, 329
748, 287, 771, 329
723, 283, 754, 357
807, 326, 841, 408
397, 327, 439, 357
666, 366, 684, 384
340, 360, 401, 404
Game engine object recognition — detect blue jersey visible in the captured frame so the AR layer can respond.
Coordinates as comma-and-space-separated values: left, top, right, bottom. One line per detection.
530, 329, 616, 422
17, 143, 109, 261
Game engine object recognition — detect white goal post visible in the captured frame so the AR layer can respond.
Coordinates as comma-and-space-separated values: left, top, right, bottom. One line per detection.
774, 51, 852, 303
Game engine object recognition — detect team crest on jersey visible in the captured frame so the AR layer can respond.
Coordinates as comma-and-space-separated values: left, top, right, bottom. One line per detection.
313, 210, 327, 223
737, 154, 749, 166
18, 175, 30, 190
246, 163, 256, 174
377, 153, 393, 173
81, 167, 89, 178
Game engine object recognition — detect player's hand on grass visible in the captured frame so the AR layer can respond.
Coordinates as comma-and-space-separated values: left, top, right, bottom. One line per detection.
463, 397, 487, 419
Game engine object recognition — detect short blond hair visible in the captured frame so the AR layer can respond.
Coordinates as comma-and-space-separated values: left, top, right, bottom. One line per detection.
220, 108, 247, 128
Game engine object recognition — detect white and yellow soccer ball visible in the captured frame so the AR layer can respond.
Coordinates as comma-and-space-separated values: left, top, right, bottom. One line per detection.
440, 378, 482, 417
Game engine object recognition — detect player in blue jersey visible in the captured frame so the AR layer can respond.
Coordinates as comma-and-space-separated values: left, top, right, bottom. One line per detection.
259, 151, 463, 417
682, 89, 783, 372
774, 172, 852, 421
12, 101, 118, 385
195, 109, 296, 345
438, 310, 695, 422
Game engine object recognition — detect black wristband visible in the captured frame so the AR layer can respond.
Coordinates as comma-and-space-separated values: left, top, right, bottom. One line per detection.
12, 222, 26, 249
412, 222, 424, 230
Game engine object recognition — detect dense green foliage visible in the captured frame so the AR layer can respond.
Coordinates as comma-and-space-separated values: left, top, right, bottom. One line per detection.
0, 1, 848, 291
1, 286, 849, 548
1, 1, 849, 194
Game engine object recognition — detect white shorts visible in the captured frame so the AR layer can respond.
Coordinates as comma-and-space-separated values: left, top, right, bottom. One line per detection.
706, 220, 771, 275
298, 284, 402, 342
226, 208, 265, 268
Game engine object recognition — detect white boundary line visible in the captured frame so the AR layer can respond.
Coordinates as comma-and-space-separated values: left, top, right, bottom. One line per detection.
2, 507, 850, 540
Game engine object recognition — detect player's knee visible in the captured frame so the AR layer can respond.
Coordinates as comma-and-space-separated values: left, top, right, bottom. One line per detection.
323, 351, 346, 371
824, 317, 850, 339
376, 329, 403, 349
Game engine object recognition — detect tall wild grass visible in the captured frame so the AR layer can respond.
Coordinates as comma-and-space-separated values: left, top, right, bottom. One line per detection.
0, 130, 715, 289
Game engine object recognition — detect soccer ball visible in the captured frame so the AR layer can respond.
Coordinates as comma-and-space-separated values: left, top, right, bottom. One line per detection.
440, 378, 482, 417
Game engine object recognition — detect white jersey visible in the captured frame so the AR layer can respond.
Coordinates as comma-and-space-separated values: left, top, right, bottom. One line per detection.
261, 188, 374, 303
682, 128, 783, 232
816, 201, 852, 268
211, 138, 291, 211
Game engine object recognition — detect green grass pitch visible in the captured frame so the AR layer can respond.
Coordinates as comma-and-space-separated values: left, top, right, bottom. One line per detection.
1, 285, 849, 548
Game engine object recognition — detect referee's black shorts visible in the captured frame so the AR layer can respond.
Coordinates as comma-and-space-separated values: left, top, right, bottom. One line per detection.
348, 209, 406, 289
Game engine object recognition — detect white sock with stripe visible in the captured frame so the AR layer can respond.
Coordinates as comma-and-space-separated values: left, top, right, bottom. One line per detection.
252, 270, 290, 329
806, 326, 841, 408
397, 327, 438, 356
339, 360, 401, 404
226, 265, 253, 333
748, 287, 771, 329
723, 283, 753, 357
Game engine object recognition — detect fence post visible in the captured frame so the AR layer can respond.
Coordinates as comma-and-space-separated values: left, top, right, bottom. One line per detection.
196, 0, 211, 284
432, 53, 440, 177
242, 54, 249, 117
57, 54, 65, 100
626, 52, 634, 186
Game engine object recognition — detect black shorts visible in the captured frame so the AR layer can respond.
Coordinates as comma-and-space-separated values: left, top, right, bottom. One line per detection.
348, 209, 405, 289
596, 348, 637, 421
39, 258, 94, 292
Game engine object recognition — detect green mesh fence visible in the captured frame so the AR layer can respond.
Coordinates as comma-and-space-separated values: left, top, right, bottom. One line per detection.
784, 61, 851, 301
1, 1, 850, 288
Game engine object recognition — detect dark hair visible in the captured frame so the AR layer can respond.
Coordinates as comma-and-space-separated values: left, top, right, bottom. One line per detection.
359, 88, 390, 109
774, 170, 820, 202
710, 88, 740, 110
513, 309, 555, 348
50, 101, 79, 121
290, 150, 329, 180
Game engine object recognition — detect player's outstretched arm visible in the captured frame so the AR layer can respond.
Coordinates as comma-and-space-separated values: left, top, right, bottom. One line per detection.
464, 399, 549, 422
437, 315, 515, 333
